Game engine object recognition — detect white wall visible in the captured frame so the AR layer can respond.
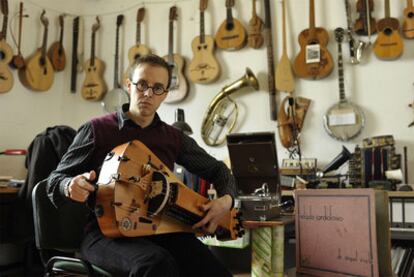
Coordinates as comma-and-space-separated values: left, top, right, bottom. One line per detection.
0, 0, 413, 183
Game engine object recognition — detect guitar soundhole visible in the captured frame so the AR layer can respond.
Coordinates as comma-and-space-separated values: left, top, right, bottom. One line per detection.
409, 12, 414, 18
39, 57, 46, 66
0, 51, 4, 60
384, 28, 393, 36
203, 45, 207, 50
134, 54, 141, 61
197, 46, 201, 50
225, 23, 234, 31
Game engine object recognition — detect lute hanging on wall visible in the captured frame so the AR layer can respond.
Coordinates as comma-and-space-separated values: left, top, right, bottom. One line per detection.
94, 140, 243, 240
323, 28, 365, 141
215, 0, 246, 51
19, 10, 54, 92
48, 14, 66, 71
81, 16, 107, 101
11, 1, 26, 70
247, 0, 264, 49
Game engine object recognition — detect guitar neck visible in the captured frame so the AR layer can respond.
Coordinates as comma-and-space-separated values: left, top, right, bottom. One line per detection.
1, 14, 8, 40
199, 10, 205, 44
168, 19, 174, 64
70, 17, 79, 93
384, 0, 390, 18
136, 22, 141, 44
113, 26, 120, 88
41, 25, 48, 60
263, 0, 277, 121
337, 40, 346, 102
226, 8, 234, 25
309, 0, 316, 29
17, 2, 23, 54
408, 0, 414, 8
91, 32, 96, 66
59, 22, 64, 46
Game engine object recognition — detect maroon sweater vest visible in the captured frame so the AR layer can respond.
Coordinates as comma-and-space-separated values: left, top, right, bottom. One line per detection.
90, 113, 182, 171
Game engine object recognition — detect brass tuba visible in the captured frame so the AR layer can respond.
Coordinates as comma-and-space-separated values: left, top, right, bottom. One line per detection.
201, 68, 259, 146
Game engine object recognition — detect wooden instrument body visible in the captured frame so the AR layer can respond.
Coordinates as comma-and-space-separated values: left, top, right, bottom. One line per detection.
215, 18, 246, 50
163, 54, 188, 103
19, 49, 54, 92
188, 35, 220, 84
354, 0, 377, 35
95, 140, 241, 240
247, 3, 264, 49
81, 58, 107, 101
373, 17, 404, 60
293, 28, 333, 79
127, 44, 151, 66
277, 96, 311, 148
323, 101, 365, 141
0, 39, 13, 93
403, 5, 414, 39
47, 41, 66, 71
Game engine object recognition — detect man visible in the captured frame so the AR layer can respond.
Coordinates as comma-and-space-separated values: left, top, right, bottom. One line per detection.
47, 54, 236, 276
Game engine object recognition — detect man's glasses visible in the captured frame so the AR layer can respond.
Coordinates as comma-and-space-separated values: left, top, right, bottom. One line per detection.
132, 80, 168, 95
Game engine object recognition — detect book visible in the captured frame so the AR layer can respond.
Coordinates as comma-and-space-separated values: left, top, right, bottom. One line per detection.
295, 189, 392, 277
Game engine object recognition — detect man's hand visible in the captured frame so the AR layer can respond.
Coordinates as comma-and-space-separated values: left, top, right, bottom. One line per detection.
192, 194, 233, 234
67, 171, 96, 202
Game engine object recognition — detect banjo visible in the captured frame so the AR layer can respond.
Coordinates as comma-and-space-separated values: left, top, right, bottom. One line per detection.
323, 28, 365, 141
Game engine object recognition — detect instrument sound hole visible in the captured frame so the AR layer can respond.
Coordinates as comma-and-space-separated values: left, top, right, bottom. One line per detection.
147, 172, 168, 217
0, 51, 4, 60
225, 23, 234, 31
383, 28, 393, 36
409, 12, 414, 18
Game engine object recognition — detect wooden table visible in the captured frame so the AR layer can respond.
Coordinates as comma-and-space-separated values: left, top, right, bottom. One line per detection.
243, 216, 295, 277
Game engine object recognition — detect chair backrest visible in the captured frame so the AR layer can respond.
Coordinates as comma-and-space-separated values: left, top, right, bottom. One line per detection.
32, 179, 90, 253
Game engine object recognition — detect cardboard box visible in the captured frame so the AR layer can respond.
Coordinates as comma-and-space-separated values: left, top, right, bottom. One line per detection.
295, 189, 392, 277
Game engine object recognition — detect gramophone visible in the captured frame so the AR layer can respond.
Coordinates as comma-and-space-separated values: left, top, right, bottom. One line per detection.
313, 146, 352, 188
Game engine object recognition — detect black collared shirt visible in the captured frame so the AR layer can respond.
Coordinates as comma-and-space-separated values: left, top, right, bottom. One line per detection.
47, 105, 236, 208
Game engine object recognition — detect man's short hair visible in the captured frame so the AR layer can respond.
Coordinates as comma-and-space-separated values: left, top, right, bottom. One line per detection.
128, 54, 172, 89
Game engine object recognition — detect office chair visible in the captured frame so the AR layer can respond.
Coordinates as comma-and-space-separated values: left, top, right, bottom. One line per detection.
32, 179, 112, 276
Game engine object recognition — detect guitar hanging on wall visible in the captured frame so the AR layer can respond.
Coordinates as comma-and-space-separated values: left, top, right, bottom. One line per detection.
323, 28, 365, 141
81, 16, 107, 101
124, 7, 151, 85
102, 15, 129, 113
402, 0, 414, 39
48, 14, 66, 72
293, 0, 333, 80
215, 0, 246, 51
163, 6, 188, 104
19, 10, 54, 92
188, 0, 220, 84
373, 0, 404, 60
0, 0, 13, 93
